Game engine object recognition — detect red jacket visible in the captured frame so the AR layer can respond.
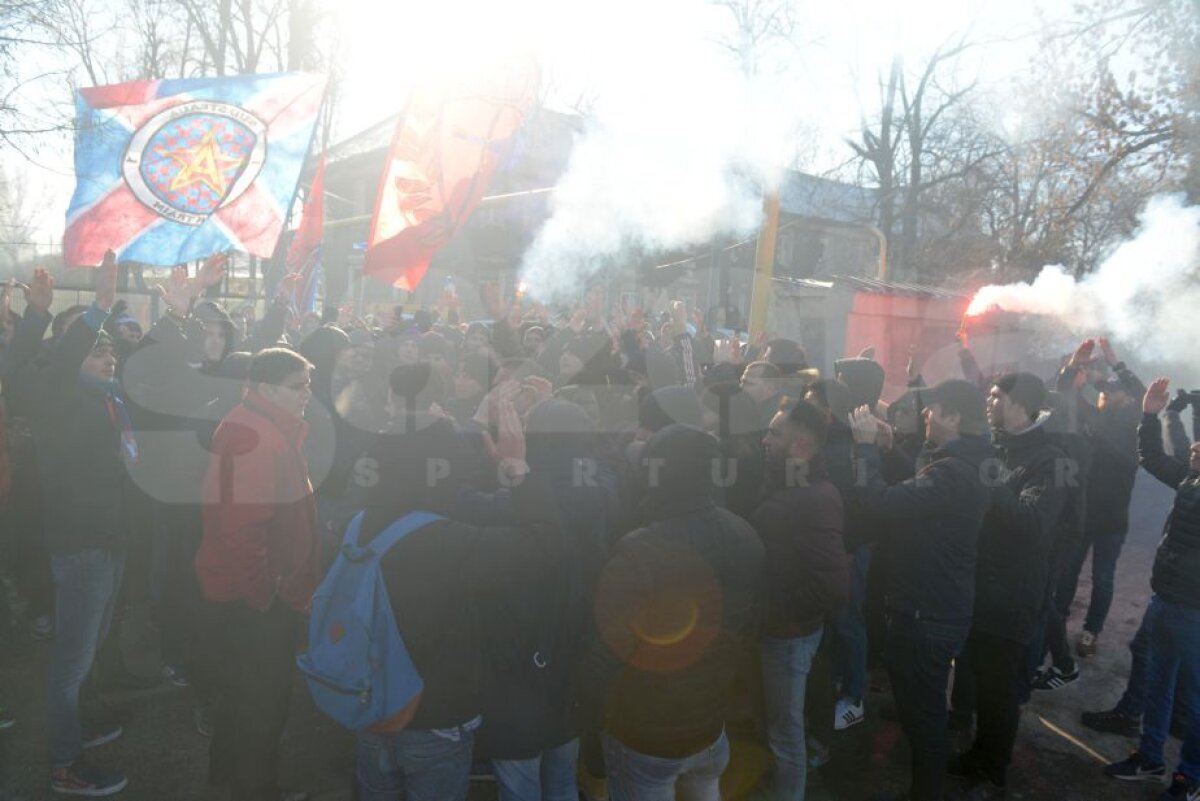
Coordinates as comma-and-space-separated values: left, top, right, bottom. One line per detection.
196, 389, 318, 613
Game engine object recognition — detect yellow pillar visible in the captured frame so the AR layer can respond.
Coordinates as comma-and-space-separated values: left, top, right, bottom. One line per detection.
748, 191, 781, 340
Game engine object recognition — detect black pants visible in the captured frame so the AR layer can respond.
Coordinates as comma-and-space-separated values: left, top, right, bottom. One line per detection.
884, 613, 970, 801
963, 630, 1024, 787
209, 599, 301, 801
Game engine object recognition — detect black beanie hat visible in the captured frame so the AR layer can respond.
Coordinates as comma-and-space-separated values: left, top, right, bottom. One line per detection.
994, 372, 1048, 420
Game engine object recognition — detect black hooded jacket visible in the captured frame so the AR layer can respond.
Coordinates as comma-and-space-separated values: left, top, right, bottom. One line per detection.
582, 425, 764, 758
361, 417, 564, 731
475, 401, 620, 760
854, 434, 994, 621
972, 421, 1069, 644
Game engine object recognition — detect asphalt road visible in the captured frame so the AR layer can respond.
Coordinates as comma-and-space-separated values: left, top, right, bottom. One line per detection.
0, 471, 1182, 801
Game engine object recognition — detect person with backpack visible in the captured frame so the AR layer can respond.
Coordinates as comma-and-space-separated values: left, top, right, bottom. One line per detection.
195, 348, 319, 801
325, 402, 561, 801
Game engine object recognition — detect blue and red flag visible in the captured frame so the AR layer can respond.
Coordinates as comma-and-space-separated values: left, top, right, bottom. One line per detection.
365, 56, 539, 291
284, 156, 325, 315
65, 72, 326, 267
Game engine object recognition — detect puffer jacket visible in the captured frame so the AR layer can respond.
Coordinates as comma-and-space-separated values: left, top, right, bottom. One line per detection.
1138, 414, 1200, 609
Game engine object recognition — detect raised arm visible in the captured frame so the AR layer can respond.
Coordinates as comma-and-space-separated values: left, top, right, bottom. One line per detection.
1139, 378, 1190, 489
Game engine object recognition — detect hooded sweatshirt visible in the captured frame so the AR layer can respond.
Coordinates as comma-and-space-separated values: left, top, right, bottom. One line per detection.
582, 425, 765, 758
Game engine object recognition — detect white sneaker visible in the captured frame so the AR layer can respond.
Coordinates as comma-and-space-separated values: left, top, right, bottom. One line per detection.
834, 697, 865, 731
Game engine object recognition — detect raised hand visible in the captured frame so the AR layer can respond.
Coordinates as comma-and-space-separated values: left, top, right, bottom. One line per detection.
849, 405, 880, 445
1067, 339, 1096, 370
1098, 337, 1119, 367
95, 250, 118, 311
906, 344, 919, 381
155, 267, 194, 315
859, 345, 876, 360
25, 268, 54, 313
1143, 377, 1170, 415
194, 252, 229, 297
481, 399, 527, 470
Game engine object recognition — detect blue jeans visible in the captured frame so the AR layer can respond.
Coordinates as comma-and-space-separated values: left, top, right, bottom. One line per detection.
761, 629, 824, 801
603, 730, 730, 801
885, 613, 970, 801
835, 544, 871, 702
1116, 603, 1194, 722
493, 738, 580, 801
1058, 528, 1125, 635
356, 726, 476, 801
46, 550, 125, 767
1138, 595, 1200, 781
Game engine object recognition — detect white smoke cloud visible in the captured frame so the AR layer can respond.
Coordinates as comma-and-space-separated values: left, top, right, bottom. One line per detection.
967, 194, 1200, 366
518, 3, 798, 302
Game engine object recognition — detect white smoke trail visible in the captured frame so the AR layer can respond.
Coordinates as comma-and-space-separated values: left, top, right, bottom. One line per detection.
518, 3, 798, 302
967, 194, 1200, 365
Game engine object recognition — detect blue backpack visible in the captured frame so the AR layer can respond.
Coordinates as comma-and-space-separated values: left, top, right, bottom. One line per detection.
297, 510, 442, 732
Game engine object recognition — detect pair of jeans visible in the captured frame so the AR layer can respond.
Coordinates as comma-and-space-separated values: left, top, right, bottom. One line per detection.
208, 600, 301, 801
1115, 602, 1195, 723
883, 612, 970, 801
46, 549, 125, 767
356, 725, 476, 801
834, 544, 871, 703
602, 729, 730, 801
1057, 527, 1126, 635
493, 738, 580, 801
1138, 595, 1200, 781
963, 631, 1025, 787
761, 628, 824, 801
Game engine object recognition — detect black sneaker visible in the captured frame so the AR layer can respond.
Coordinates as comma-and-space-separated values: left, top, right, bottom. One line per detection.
50, 759, 128, 796
1032, 665, 1080, 691
1104, 751, 1166, 782
161, 665, 190, 688
1160, 773, 1200, 801
0, 706, 14, 730
1082, 708, 1141, 737
82, 723, 123, 750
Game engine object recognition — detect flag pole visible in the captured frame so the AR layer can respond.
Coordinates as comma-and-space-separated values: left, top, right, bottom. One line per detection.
748, 189, 781, 341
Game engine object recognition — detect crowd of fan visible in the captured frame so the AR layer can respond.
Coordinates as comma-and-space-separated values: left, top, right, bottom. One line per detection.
0, 252, 1196, 801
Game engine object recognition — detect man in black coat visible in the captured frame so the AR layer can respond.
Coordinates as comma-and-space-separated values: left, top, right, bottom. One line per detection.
950, 373, 1068, 801
1102, 379, 1200, 801
1055, 338, 1145, 657
355, 405, 563, 801
582, 424, 764, 801
848, 380, 993, 801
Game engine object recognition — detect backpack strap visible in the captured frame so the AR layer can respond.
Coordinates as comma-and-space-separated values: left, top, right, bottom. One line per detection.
340, 511, 444, 562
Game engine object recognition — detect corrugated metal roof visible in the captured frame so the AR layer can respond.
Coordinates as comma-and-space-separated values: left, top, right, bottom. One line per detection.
780, 173, 877, 224
829, 274, 967, 299
774, 273, 968, 300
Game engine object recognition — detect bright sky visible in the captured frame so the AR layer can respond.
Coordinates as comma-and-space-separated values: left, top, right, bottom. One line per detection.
5, 0, 1078, 244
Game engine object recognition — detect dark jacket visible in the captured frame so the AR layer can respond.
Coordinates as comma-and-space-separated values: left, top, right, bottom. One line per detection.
854, 435, 993, 621
1138, 414, 1200, 609
582, 425, 764, 758
752, 465, 849, 637
972, 421, 1069, 644
362, 418, 564, 731
1057, 364, 1144, 535
33, 307, 132, 553
476, 401, 619, 760
822, 418, 874, 552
